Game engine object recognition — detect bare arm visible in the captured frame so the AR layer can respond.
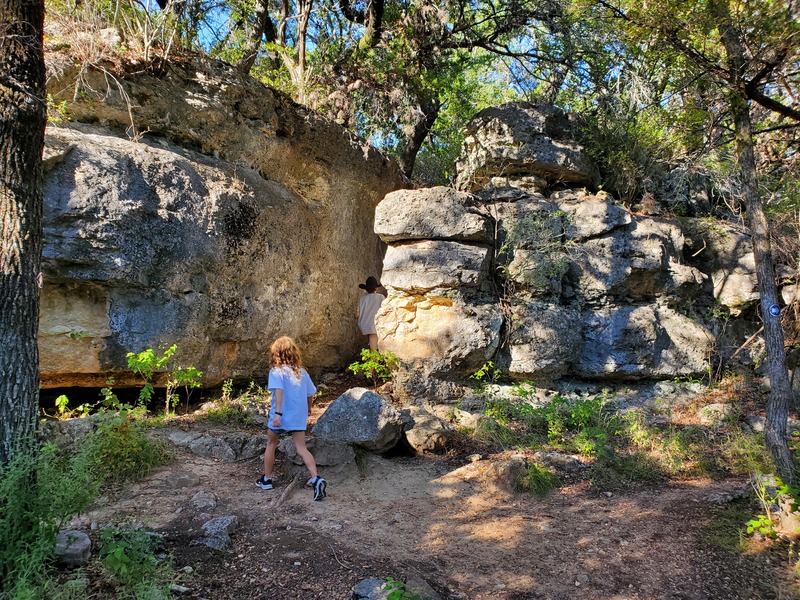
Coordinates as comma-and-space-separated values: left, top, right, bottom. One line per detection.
272, 388, 283, 427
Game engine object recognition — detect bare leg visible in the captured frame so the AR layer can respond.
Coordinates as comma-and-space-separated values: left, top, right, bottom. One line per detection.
263, 429, 281, 478
368, 333, 378, 352
290, 431, 318, 479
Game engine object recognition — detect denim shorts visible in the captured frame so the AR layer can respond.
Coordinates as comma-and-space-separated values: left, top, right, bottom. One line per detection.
268, 427, 305, 435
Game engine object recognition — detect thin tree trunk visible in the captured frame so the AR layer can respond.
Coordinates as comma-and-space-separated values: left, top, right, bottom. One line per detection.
397, 97, 440, 179
296, 0, 312, 77
0, 0, 47, 463
713, 0, 795, 480
236, 0, 270, 75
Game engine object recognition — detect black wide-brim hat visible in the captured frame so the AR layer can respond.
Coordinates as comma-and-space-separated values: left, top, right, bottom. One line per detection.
359, 276, 380, 290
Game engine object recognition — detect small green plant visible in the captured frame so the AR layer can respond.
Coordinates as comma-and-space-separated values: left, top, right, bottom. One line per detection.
384, 577, 423, 600
127, 345, 203, 415
99, 529, 159, 578
127, 344, 178, 405
98, 528, 173, 597
166, 366, 203, 415
517, 463, 561, 497
470, 361, 502, 388
47, 92, 69, 123
52, 394, 91, 420
348, 349, 398, 388
746, 513, 777, 539
55, 393, 69, 415
745, 475, 800, 541
221, 378, 234, 403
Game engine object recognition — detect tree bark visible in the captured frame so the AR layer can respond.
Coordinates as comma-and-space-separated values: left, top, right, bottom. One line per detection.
340, 0, 384, 48
236, 0, 271, 75
397, 96, 441, 179
713, 0, 795, 480
0, 0, 46, 463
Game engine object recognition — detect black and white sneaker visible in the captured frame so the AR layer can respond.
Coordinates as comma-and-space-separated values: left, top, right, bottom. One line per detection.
312, 476, 327, 501
256, 475, 273, 490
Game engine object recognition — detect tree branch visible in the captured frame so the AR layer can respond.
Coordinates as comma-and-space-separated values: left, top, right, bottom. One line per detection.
745, 83, 800, 122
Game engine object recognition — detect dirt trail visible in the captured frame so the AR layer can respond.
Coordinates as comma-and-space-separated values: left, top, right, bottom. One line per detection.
70, 425, 796, 600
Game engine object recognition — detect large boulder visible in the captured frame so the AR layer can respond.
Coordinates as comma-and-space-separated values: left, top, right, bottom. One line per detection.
381, 241, 492, 293
374, 187, 492, 243
377, 294, 502, 376
40, 57, 406, 387
454, 103, 600, 191
402, 406, 453, 454
312, 388, 403, 452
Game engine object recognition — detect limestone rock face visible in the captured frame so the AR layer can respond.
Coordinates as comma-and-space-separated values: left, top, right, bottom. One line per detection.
374, 187, 492, 243
454, 103, 600, 192
375, 103, 721, 402
683, 220, 759, 315
507, 302, 581, 379
554, 191, 631, 241
376, 294, 502, 379
381, 241, 492, 293
575, 304, 714, 379
41, 57, 406, 387
564, 213, 706, 303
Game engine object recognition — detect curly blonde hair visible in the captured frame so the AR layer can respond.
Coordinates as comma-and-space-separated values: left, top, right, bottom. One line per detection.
269, 336, 303, 377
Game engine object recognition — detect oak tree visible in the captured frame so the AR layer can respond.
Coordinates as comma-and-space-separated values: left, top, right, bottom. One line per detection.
0, 0, 47, 463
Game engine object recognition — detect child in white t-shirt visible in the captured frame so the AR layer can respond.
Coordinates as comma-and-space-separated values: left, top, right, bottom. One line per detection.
356, 276, 384, 352
256, 336, 327, 501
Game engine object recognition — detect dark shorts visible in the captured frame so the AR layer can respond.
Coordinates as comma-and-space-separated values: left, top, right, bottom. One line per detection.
268, 428, 305, 435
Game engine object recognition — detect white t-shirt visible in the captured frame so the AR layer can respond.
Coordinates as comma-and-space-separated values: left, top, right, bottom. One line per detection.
267, 366, 316, 431
357, 292, 384, 335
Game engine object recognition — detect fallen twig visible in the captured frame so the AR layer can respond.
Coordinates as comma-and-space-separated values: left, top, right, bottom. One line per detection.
730, 326, 764, 360
329, 543, 353, 570
270, 473, 303, 510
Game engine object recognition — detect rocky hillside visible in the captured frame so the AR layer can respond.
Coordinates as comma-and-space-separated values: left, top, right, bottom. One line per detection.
39, 57, 790, 397
40, 54, 407, 388
375, 103, 790, 402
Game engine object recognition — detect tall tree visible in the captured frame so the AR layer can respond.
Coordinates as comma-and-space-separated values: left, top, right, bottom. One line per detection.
0, 0, 46, 463
597, 0, 800, 479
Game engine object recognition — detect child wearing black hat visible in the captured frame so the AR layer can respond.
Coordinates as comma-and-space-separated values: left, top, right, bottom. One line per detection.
356, 276, 384, 351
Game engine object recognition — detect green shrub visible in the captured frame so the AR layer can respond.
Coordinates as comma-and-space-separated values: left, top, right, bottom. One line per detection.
348, 349, 398, 388
83, 411, 173, 485
0, 411, 175, 599
480, 390, 614, 454
0, 451, 61, 598
98, 528, 173, 597
517, 463, 562, 497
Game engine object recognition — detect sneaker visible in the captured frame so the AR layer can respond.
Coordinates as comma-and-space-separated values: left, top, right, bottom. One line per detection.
312, 476, 327, 501
256, 475, 273, 490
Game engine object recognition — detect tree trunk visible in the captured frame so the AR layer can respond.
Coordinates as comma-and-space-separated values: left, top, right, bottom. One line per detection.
236, 0, 271, 75
0, 0, 47, 463
713, 0, 795, 480
397, 96, 441, 179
